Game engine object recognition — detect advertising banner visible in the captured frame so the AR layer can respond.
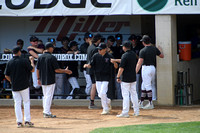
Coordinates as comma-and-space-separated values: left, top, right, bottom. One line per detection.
0, 53, 87, 62
0, 0, 131, 16
133, 0, 200, 14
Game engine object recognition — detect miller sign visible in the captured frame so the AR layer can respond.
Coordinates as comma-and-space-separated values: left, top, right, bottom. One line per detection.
32, 16, 130, 41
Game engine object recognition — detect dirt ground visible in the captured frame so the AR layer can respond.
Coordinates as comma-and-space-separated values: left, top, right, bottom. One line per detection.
0, 105, 199, 133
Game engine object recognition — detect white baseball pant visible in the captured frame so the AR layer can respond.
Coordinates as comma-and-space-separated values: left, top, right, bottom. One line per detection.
141, 65, 156, 99
32, 66, 40, 88
83, 70, 92, 95
12, 88, 31, 123
42, 84, 55, 115
68, 77, 80, 95
121, 82, 139, 115
96, 81, 110, 111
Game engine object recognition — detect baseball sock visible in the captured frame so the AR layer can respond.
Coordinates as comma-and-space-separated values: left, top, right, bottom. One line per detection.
90, 99, 94, 105
140, 90, 147, 102
146, 90, 152, 104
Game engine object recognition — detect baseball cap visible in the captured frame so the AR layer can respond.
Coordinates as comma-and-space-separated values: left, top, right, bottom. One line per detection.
128, 34, 137, 41
30, 36, 38, 42
120, 41, 132, 48
140, 35, 151, 42
84, 32, 93, 38
61, 36, 70, 42
69, 41, 78, 48
115, 33, 123, 40
97, 43, 107, 50
17, 39, 24, 45
107, 36, 115, 42
93, 33, 102, 40
45, 42, 54, 49
12, 46, 21, 54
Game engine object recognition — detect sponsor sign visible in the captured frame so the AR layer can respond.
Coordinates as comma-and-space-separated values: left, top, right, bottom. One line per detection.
0, 53, 87, 62
133, 0, 200, 14
0, 0, 131, 16
0, 0, 199, 16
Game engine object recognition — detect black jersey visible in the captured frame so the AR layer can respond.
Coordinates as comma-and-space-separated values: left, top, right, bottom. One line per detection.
37, 52, 60, 85
139, 46, 161, 66
120, 50, 137, 82
86, 43, 98, 75
90, 52, 114, 81
4, 56, 33, 91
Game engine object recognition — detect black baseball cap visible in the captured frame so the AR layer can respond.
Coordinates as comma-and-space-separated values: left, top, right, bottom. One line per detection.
12, 46, 21, 54
97, 43, 107, 50
61, 36, 70, 43
30, 36, 38, 42
45, 42, 54, 49
93, 33, 102, 40
107, 36, 115, 42
121, 41, 132, 48
84, 32, 93, 38
69, 41, 78, 48
17, 39, 24, 44
115, 33, 123, 40
128, 34, 137, 41
140, 35, 151, 43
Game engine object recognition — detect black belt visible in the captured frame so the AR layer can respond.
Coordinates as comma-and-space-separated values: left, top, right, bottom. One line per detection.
143, 64, 153, 66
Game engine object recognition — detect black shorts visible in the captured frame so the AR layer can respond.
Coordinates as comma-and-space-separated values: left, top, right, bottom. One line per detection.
90, 74, 96, 84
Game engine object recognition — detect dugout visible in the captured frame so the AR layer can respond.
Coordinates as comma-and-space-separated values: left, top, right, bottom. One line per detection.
0, 0, 200, 106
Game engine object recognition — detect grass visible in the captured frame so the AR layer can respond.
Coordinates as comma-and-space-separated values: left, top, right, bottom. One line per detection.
90, 121, 200, 133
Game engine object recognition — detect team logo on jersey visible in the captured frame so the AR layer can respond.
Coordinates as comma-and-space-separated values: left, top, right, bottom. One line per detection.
137, 0, 168, 12
105, 58, 109, 63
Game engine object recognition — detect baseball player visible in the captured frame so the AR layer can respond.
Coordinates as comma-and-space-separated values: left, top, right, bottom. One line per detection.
4, 46, 35, 127
136, 35, 164, 109
86, 33, 102, 109
37, 42, 72, 118
129, 34, 144, 100
84, 43, 118, 115
112, 41, 139, 117
53, 36, 71, 99
80, 32, 93, 98
66, 41, 80, 99
27, 36, 44, 90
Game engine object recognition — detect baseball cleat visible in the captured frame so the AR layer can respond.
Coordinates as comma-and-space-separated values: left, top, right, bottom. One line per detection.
133, 112, 139, 116
17, 122, 23, 128
116, 114, 129, 118
143, 103, 154, 109
66, 96, 73, 100
88, 104, 99, 109
25, 121, 34, 127
101, 110, 110, 115
43, 113, 56, 118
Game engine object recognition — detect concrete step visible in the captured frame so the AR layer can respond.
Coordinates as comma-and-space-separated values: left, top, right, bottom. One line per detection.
0, 99, 157, 107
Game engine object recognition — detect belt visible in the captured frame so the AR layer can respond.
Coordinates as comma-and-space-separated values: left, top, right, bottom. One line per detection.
143, 65, 153, 66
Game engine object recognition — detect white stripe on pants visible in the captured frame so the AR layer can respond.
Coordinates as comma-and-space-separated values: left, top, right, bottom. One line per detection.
96, 81, 110, 111
83, 70, 92, 95
42, 84, 55, 114
121, 82, 139, 115
12, 88, 31, 123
